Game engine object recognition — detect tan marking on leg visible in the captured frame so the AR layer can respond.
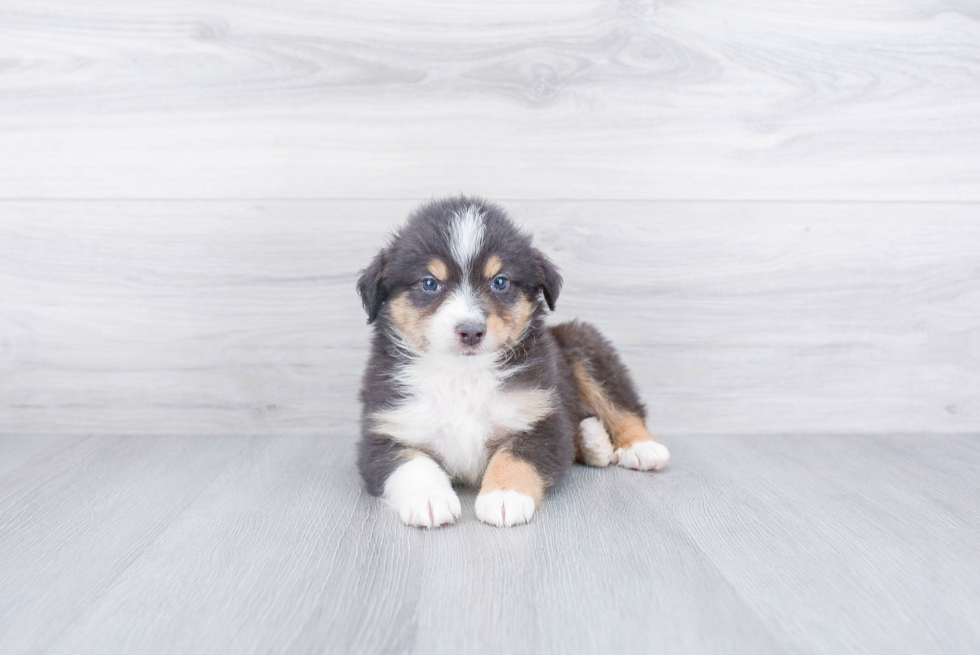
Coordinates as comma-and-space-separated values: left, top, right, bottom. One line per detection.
484, 254, 503, 279
387, 292, 426, 349
427, 258, 448, 280
480, 449, 544, 504
571, 360, 659, 450
608, 413, 656, 450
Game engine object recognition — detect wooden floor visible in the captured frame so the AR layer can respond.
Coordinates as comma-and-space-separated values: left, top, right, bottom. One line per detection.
0, 433, 977, 654
2, 1, 980, 653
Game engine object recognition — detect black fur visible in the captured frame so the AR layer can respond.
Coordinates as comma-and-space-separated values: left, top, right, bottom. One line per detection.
356, 247, 390, 324
532, 248, 562, 312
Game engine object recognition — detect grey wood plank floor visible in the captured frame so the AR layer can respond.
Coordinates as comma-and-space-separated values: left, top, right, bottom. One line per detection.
0, 433, 977, 654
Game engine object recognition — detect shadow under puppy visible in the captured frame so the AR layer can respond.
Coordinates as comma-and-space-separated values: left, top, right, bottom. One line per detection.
357, 196, 669, 528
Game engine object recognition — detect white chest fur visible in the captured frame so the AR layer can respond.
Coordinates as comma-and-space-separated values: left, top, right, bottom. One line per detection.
370, 354, 554, 486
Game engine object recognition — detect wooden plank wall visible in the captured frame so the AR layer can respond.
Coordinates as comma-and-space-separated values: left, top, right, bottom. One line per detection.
1, 1, 978, 435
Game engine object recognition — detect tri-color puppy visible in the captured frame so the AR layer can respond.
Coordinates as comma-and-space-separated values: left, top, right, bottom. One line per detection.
356, 196, 669, 528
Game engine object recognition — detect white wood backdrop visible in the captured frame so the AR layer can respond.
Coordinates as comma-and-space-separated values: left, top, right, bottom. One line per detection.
1, 201, 977, 435
2, 0, 980, 200
1, 1, 978, 435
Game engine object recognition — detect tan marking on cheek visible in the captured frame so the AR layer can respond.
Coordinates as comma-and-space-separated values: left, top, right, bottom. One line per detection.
486, 312, 506, 344
387, 293, 427, 349
507, 296, 534, 343
428, 258, 448, 280
479, 449, 544, 503
571, 360, 659, 450
483, 255, 503, 279
486, 296, 534, 348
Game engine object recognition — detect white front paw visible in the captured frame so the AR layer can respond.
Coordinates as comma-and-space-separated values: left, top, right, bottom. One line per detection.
384, 456, 460, 529
395, 486, 461, 528
612, 441, 670, 471
475, 489, 536, 527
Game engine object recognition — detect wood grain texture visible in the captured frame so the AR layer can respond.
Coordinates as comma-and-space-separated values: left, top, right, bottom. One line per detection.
1, 1, 979, 200
3, 4, 977, 653
1, 200, 977, 436
0, 433, 976, 654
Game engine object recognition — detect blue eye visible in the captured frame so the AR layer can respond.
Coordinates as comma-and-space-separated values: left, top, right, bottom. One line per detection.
420, 276, 440, 292
491, 275, 509, 291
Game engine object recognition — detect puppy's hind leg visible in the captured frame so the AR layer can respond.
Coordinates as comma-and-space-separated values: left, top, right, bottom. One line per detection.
576, 417, 613, 467
551, 321, 670, 472
582, 378, 669, 472
604, 412, 670, 472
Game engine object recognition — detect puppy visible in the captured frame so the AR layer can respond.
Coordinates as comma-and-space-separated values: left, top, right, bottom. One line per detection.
356, 196, 669, 528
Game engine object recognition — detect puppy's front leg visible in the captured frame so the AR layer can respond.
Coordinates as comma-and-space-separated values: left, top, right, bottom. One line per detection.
384, 453, 461, 529
475, 449, 545, 527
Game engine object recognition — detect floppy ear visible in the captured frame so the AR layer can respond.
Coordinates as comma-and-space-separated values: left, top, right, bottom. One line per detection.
532, 248, 562, 311
356, 248, 390, 324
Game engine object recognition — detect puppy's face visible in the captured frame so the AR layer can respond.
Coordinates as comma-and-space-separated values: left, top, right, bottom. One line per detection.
357, 200, 561, 358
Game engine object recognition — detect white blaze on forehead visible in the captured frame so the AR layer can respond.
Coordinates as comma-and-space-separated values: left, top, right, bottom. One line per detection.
449, 206, 485, 269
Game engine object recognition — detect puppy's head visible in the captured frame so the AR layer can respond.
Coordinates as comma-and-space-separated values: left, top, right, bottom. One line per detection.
357, 197, 561, 358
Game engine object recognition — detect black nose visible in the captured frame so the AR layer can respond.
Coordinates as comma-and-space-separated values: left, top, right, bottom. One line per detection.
457, 322, 486, 347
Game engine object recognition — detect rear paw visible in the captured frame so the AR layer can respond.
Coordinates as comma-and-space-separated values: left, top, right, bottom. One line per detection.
578, 417, 613, 467
612, 441, 670, 471
475, 489, 536, 527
